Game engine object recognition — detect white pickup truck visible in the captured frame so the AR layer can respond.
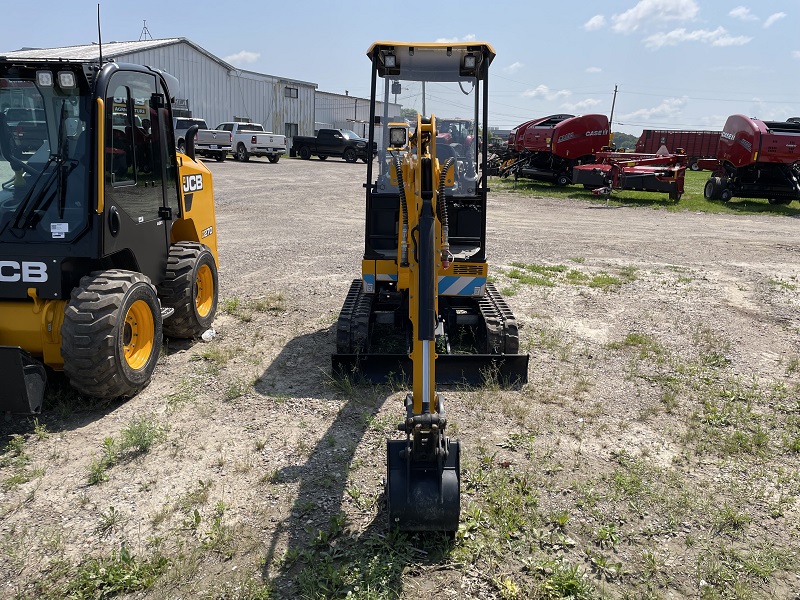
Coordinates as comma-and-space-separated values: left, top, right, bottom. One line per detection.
216, 122, 287, 163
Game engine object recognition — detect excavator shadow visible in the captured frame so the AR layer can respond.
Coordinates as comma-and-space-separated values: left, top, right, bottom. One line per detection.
254, 326, 456, 596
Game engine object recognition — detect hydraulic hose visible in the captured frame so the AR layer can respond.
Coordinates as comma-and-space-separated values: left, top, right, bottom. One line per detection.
437, 157, 455, 268
394, 155, 410, 266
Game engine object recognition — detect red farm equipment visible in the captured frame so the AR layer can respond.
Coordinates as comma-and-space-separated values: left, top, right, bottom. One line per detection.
572, 150, 687, 200
635, 129, 721, 171
501, 114, 610, 185
700, 115, 800, 205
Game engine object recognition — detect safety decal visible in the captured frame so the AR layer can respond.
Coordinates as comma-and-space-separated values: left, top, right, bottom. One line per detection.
438, 276, 486, 297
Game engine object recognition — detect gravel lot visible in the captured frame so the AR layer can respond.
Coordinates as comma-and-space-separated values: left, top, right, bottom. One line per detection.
2, 155, 799, 598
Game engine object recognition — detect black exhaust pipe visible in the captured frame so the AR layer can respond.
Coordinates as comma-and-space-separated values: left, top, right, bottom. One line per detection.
185, 124, 198, 161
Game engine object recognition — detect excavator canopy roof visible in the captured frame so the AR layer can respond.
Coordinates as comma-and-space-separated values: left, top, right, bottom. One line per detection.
367, 41, 495, 82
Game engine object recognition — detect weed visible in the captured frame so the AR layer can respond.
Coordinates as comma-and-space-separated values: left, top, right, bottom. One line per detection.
224, 379, 249, 401
87, 419, 163, 485
96, 506, 125, 538
221, 297, 241, 314
178, 479, 214, 513
250, 293, 286, 313
66, 546, 168, 597
588, 272, 624, 290
712, 503, 751, 535
121, 416, 162, 454
32, 418, 50, 440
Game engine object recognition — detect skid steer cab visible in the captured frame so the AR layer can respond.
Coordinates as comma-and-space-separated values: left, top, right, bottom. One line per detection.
333, 42, 529, 532
0, 59, 219, 413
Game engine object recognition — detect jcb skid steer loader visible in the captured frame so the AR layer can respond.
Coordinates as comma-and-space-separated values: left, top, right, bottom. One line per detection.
333, 42, 528, 531
0, 58, 219, 413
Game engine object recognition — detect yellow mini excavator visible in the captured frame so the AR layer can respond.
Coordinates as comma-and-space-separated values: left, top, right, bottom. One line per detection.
333, 42, 528, 531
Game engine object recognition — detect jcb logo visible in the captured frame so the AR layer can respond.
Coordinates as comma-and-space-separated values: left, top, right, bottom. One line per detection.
182, 174, 204, 193
0, 261, 48, 283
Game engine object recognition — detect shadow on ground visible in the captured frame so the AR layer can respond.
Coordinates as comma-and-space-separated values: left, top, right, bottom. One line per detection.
252, 325, 455, 598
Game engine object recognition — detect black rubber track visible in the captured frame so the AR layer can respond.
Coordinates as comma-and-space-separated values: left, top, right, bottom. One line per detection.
62, 270, 162, 399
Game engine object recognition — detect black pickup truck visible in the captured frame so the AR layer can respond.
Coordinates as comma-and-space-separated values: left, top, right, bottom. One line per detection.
291, 128, 376, 163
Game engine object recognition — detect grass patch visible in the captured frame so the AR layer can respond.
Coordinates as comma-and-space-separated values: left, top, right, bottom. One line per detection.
66, 546, 168, 598
492, 170, 800, 216
222, 294, 287, 322
86, 416, 164, 485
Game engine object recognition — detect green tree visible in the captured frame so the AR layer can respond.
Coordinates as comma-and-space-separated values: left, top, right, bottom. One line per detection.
612, 131, 638, 151
401, 108, 419, 123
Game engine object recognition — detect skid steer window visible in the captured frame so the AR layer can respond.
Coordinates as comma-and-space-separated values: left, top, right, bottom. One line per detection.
105, 72, 163, 223
0, 67, 90, 242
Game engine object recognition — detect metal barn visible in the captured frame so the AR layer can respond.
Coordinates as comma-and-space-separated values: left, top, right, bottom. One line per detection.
0, 38, 317, 147
315, 90, 401, 138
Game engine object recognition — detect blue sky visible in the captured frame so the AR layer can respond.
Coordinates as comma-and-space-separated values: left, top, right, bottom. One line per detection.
2, 0, 797, 136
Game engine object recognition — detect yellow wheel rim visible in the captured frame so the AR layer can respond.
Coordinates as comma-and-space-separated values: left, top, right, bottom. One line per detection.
195, 264, 214, 317
122, 299, 155, 370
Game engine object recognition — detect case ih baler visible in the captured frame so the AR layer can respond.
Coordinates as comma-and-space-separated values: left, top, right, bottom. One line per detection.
501, 113, 610, 185
701, 115, 800, 205
635, 129, 721, 171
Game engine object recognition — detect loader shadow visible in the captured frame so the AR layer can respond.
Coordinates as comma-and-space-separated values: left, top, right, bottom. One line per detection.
0, 371, 143, 447
0, 336, 204, 447
254, 326, 454, 597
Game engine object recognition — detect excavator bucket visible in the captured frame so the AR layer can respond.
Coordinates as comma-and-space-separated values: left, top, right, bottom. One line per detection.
0, 347, 47, 413
386, 439, 460, 532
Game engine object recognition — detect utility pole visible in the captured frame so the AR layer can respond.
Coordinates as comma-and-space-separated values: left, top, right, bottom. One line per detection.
609, 84, 618, 147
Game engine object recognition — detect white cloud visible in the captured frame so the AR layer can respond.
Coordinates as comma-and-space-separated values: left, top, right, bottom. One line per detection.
764, 12, 786, 28
585, 66, 602, 74
643, 26, 751, 49
223, 50, 260, 64
729, 6, 758, 21
612, 0, 699, 33
434, 34, 477, 43
561, 98, 602, 112
584, 15, 606, 31
522, 85, 572, 101
503, 62, 524, 75
619, 96, 688, 122
793, 50, 800, 60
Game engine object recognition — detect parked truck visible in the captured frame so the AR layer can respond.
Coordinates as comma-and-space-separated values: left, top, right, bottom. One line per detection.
172, 117, 230, 161
290, 128, 376, 163
216, 121, 286, 163
4, 107, 47, 152
635, 129, 721, 171
701, 115, 800, 205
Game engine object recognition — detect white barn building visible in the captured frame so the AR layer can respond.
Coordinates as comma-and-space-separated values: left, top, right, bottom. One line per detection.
0, 38, 318, 147
315, 90, 401, 140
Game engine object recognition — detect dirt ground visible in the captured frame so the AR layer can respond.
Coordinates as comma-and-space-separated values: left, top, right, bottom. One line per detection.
1, 156, 799, 599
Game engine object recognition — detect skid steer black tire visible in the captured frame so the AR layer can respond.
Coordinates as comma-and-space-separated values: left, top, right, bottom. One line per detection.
158, 242, 218, 338
62, 270, 162, 400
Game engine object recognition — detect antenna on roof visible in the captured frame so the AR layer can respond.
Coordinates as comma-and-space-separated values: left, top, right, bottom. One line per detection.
97, 3, 103, 64
139, 20, 153, 41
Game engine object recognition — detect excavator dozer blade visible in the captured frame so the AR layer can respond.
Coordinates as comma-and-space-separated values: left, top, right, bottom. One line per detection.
0, 347, 47, 414
386, 439, 460, 532
333, 353, 529, 386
